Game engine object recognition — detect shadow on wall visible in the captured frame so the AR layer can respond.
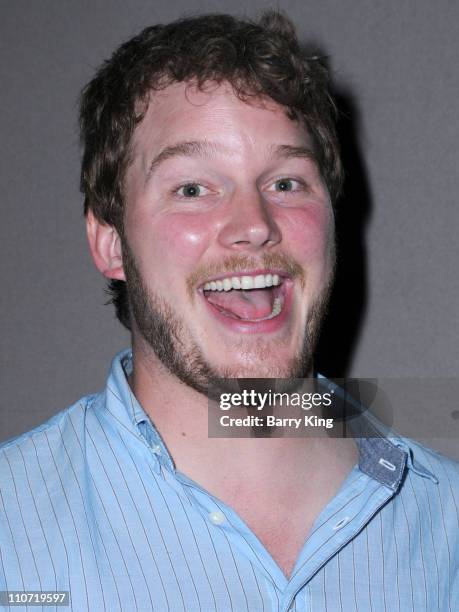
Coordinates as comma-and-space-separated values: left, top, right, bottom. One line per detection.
315, 88, 372, 377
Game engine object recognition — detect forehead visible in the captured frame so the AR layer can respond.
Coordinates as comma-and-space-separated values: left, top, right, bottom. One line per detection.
131, 81, 313, 158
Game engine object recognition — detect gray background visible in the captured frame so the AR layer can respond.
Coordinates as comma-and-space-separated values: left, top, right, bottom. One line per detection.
1, 1, 458, 458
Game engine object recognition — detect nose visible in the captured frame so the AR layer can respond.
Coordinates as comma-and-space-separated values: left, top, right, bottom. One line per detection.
217, 190, 282, 252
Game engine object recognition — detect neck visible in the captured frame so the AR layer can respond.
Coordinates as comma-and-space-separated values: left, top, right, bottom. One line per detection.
128, 342, 359, 496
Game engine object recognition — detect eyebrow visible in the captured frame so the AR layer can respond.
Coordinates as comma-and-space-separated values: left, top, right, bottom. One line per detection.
145, 140, 318, 182
272, 144, 317, 163
146, 141, 225, 182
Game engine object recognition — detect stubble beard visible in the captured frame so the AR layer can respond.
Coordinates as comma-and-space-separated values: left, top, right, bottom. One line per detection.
122, 239, 335, 396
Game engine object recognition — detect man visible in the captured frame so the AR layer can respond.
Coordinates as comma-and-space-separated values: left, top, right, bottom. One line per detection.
0, 11, 457, 611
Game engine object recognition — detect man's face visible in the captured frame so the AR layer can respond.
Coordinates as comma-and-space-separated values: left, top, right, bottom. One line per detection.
122, 81, 335, 391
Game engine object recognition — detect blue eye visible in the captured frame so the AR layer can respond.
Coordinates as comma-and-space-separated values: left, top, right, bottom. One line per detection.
177, 183, 207, 197
276, 179, 294, 191
273, 178, 305, 192
175, 183, 215, 200
266, 178, 306, 193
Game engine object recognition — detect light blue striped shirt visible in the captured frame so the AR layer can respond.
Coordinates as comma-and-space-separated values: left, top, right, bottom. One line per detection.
1, 348, 458, 611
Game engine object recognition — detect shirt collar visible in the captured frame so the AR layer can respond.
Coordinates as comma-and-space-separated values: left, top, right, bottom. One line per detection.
317, 374, 439, 488
104, 348, 175, 472
104, 348, 438, 487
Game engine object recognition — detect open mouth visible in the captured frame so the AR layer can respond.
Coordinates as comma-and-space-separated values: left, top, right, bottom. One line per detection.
199, 272, 288, 322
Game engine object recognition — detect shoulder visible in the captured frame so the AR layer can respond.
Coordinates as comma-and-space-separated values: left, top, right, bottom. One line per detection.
0, 393, 99, 488
396, 436, 459, 526
403, 436, 459, 484
0, 393, 104, 589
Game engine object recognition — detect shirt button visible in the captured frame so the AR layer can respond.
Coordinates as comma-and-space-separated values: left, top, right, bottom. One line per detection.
332, 516, 351, 530
208, 510, 225, 525
152, 444, 162, 455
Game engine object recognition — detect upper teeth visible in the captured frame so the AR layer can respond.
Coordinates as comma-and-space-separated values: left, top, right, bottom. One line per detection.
203, 273, 281, 292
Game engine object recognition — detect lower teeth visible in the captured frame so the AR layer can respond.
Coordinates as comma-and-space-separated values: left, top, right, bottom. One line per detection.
266, 296, 282, 319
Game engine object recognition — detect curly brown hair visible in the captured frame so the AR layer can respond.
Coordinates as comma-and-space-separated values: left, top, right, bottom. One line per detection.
79, 10, 343, 330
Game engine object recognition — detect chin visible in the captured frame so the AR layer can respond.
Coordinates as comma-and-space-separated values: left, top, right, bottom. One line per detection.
211, 332, 305, 374
211, 350, 309, 380
221, 367, 297, 379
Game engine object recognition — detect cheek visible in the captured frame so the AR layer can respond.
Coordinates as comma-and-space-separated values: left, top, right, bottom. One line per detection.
281, 205, 334, 261
154, 213, 213, 265
128, 211, 214, 280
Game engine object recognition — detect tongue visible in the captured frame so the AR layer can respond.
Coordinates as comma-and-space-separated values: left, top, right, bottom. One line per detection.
205, 289, 273, 320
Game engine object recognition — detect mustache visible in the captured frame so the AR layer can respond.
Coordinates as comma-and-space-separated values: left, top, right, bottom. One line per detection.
186, 252, 305, 298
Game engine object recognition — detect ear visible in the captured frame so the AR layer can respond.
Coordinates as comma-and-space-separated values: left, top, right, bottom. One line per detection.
86, 209, 125, 281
